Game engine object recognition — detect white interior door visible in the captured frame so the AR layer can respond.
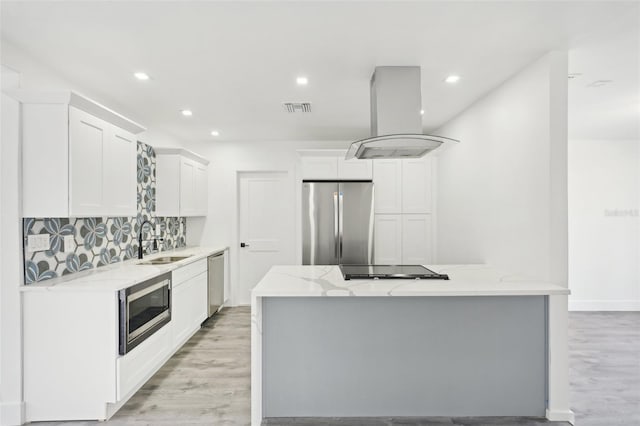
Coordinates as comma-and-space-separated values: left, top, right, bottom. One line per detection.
238, 171, 295, 305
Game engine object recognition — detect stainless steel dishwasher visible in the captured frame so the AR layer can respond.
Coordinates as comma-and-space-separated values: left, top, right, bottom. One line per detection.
207, 252, 225, 317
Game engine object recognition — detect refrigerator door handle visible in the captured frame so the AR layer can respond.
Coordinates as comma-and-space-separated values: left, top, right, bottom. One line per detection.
338, 191, 344, 262
333, 191, 339, 259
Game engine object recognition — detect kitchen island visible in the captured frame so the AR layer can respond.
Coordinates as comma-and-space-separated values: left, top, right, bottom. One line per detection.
251, 265, 573, 425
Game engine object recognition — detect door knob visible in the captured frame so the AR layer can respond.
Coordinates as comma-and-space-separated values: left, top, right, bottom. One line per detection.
240, 242, 250, 248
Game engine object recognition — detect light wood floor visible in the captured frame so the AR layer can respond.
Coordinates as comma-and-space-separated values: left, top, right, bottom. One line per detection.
32, 309, 639, 426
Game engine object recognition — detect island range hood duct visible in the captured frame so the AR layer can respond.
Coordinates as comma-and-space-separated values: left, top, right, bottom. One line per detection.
345, 66, 459, 160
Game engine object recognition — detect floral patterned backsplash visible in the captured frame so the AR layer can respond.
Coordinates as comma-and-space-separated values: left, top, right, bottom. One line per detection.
23, 142, 187, 284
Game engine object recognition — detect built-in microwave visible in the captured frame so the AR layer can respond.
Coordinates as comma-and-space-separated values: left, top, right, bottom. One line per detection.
118, 272, 171, 355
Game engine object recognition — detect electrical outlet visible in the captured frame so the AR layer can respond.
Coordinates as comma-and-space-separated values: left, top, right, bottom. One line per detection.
27, 234, 50, 253
63, 235, 75, 253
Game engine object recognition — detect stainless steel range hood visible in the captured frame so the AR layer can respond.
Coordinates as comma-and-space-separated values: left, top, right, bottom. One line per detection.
345, 66, 459, 160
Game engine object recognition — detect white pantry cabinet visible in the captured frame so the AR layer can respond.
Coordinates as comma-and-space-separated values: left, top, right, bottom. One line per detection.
374, 215, 403, 264
374, 213, 433, 265
373, 156, 433, 214
372, 159, 403, 213
13, 90, 145, 218
372, 156, 434, 264
298, 150, 372, 180
155, 148, 209, 217
401, 158, 433, 214
401, 214, 433, 265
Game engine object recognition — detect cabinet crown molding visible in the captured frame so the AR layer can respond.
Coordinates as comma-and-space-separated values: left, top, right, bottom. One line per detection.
4, 89, 146, 134
154, 147, 210, 165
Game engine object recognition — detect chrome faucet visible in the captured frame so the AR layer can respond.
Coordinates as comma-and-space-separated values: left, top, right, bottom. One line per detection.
138, 220, 161, 259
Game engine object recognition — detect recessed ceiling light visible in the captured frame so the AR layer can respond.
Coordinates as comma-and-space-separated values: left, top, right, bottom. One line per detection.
445, 75, 460, 84
134, 72, 150, 81
210, 130, 220, 137
420, 109, 425, 115
296, 76, 308, 86
181, 109, 193, 117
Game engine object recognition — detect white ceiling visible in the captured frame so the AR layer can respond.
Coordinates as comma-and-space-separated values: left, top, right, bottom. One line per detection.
1, 1, 638, 143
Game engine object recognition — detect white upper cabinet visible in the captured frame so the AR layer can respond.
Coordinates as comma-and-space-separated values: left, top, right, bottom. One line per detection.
301, 156, 338, 180
194, 163, 208, 216
373, 159, 403, 213
337, 158, 373, 180
401, 157, 433, 214
103, 126, 137, 216
16, 91, 145, 218
180, 158, 196, 216
299, 150, 372, 180
69, 107, 106, 216
155, 148, 209, 217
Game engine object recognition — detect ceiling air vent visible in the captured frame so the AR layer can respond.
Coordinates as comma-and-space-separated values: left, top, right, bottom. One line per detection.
283, 102, 311, 113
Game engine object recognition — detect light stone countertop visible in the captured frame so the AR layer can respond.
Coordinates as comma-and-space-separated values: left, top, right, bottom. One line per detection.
251, 264, 570, 298
20, 246, 228, 292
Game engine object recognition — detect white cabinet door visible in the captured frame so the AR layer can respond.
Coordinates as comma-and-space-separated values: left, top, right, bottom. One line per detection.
223, 249, 230, 304
402, 157, 432, 214
103, 126, 136, 216
69, 106, 106, 216
172, 271, 207, 349
337, 158, 372, 180
402, 214, 432, 265
179, 158, 196, 216
301, 156, 338, 180
171, 281, 192, 349
155, 155, 181, 216
374, 214, 403, 265
373, 160, 402, 214
194, 163, 208, 216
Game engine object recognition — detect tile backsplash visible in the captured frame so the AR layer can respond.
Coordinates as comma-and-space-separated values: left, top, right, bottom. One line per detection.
23, 142, 187, 284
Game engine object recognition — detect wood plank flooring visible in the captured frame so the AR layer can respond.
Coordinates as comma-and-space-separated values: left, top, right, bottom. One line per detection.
30, 309, 639, 426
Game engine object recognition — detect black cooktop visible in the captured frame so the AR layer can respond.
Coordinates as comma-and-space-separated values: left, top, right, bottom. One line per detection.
339, 265, 449, 281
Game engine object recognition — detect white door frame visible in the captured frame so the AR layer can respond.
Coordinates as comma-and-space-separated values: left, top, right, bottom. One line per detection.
233, 170, 295, 306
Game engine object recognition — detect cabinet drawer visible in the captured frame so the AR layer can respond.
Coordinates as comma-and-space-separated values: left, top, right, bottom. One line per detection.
172, 258, 207, 286
116, 323, 171, 400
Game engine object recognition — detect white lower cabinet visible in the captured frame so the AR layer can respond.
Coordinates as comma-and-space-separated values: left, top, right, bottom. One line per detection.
22, 258, 209, 422
374, 214, 432, 265
172, 271, 207, 348
116, 323, 172, 400
374, 215, 403, 264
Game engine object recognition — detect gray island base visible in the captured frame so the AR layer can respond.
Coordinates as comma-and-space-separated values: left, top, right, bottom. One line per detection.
251, 265, 574, 425
263, 296, 546, 417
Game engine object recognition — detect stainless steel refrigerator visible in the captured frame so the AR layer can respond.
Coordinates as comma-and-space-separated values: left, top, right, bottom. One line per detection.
302, 181, 374, 265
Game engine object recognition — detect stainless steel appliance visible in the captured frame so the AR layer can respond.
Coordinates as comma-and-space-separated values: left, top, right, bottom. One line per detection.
345, 66, 459, 160
339, 264, 449, 280
207, 252, 225, 317
302, 181, 374, 265
118, 272, 171, 355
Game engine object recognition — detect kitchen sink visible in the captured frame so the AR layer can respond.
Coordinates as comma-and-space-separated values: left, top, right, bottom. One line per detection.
136, 255, 193, 265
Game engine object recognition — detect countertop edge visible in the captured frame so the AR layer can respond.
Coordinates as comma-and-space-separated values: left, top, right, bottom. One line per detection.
20, 246, 228, 293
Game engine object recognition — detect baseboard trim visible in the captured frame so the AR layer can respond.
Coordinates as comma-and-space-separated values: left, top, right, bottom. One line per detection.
546, 408, 575, 425
0, 401, 25, 426
569, 299, 640, 311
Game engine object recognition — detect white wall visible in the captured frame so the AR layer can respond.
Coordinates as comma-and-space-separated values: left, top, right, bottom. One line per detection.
176, 139, 350, 305
1, 66, 25, 426
435, 51, 569, 286
434, 52, 572, 418
568, 139, 640, 310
